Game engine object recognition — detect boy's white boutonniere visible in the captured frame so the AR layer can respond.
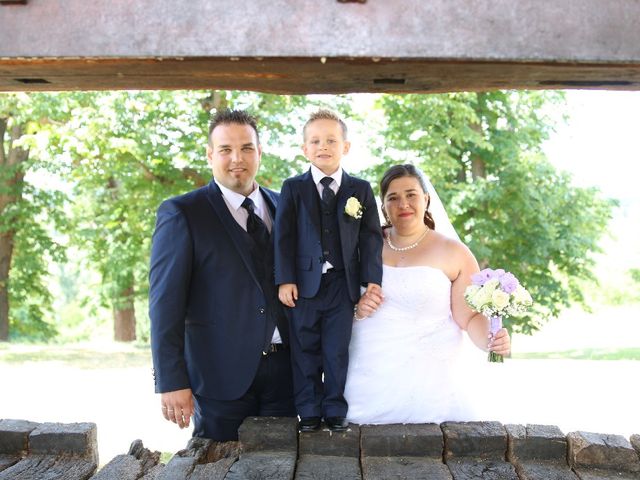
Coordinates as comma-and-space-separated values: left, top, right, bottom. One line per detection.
344, 196, 363, 219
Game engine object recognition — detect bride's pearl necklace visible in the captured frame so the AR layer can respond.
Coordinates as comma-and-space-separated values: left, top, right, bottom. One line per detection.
386, 228, 430, 252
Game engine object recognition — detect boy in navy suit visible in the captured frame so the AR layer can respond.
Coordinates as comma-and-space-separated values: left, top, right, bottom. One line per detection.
274, 109, 383, 432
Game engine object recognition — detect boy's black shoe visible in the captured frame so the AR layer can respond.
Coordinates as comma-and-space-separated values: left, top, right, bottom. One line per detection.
299, 416, 321, 432
325, 417, 348, 432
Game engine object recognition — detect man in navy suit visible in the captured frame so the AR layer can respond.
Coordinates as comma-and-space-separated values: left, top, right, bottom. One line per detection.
149, 109, 295, 441
275, 109, 383, 432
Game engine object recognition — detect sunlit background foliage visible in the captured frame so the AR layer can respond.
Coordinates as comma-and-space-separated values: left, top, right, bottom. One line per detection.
0, 89, 628, 342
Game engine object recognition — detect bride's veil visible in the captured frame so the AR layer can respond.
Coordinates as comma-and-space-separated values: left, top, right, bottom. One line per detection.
421, 174, 460, 242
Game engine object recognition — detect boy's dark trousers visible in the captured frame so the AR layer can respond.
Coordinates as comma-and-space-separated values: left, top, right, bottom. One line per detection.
289, 269, 353, 418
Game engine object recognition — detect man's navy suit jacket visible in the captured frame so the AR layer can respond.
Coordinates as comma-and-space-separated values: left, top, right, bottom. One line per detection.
274, 169, 383, 303
149, 180, 285, 401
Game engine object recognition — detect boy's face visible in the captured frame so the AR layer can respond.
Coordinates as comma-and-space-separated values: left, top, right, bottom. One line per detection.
303, 119, 351, 176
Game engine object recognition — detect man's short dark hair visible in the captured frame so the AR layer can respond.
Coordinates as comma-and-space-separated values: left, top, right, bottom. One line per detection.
208, 109, 260, 145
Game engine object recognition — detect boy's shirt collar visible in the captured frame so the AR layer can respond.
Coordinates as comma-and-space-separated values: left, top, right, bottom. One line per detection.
310, 164, 343, 188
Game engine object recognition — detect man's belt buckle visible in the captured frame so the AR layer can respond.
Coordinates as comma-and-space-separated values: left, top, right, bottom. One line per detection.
263, 344, 283, 355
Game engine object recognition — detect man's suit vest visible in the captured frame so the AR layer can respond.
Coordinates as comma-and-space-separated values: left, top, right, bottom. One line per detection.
319, 194, 344, 270
238, 217, 287, 347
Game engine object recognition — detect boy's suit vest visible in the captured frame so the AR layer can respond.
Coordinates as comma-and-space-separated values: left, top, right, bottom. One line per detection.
319, 192, 344, 270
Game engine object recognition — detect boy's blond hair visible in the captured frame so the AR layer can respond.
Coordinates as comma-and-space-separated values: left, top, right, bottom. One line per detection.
303, 109, 348, 141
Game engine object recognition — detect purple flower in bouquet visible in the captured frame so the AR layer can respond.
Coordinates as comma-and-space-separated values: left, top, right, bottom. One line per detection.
499, 272, 519, 294
471, 268, 494, 286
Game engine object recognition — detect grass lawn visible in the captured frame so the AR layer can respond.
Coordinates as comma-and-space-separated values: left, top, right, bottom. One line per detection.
511, 304, 640, 360
3, 342, 639, 364
0, 342, 152, 369
513, 347, 640, 360
2, 303, 639, 364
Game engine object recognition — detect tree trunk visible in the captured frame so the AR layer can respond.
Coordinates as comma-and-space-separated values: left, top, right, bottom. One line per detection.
105, 178, 136, 342
113, 284, 136, 342
0, 119, 28, 341
471, 155, 486, 180
469, 118, 487, 181
467, 111, 490, 268
0, 231, 14, 342
0, 233, 12, 341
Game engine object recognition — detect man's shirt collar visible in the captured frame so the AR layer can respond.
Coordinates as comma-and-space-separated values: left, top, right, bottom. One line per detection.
214, 179, 263, 211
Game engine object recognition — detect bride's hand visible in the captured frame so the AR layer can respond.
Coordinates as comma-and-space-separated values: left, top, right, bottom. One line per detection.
355, 287, 384, 320
489, 328, 511, 356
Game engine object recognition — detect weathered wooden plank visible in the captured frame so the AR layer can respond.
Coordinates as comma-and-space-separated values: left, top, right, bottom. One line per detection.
226, 452, 296, 480
0, 454, 96, 480
294, 455, 361, 480
1, 57, 639, 93
362, 457, 452, 480
1, 0, 640, 92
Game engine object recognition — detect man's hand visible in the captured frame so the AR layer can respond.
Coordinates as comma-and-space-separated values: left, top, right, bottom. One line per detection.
278, 283, 298, 308
160, 388, 194, 429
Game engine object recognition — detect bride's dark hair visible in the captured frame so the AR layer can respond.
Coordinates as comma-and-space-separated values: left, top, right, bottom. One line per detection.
379, 164, 436, 230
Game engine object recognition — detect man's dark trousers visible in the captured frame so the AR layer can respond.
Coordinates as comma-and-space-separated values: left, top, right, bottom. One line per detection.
193, 349, 294, 441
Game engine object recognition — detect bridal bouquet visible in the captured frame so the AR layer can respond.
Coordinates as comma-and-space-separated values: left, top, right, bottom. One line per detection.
464, 268, 533, 362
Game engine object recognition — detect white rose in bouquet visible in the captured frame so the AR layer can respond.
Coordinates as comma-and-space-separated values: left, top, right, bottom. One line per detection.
513, 285, 533, 306
491, 289, 510, 310
472, 283, 495, 308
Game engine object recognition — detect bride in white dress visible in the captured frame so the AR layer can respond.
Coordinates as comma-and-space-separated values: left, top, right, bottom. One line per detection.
344, 164, 511, 425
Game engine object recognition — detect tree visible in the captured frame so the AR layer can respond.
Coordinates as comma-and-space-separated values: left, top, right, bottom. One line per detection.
223, 91, 355, 186
54, 90, 343, 341
0, 93, 69, 341
366, 91, 615, 333
54, 91, 212, 341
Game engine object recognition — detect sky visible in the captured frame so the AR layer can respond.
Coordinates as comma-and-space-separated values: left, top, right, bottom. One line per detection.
542, 90, 640, 206
345, 89, 640, 253
542, 90, 640, 271
347, 89, 640, 203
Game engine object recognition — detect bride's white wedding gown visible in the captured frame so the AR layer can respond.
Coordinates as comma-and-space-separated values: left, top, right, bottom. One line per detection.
345, 264, 485, 425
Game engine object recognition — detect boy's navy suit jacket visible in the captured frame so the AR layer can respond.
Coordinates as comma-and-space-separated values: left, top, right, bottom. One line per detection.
274, 169, 383, 303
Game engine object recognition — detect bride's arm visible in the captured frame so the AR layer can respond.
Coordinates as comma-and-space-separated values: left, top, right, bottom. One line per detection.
450, 244, 511, 355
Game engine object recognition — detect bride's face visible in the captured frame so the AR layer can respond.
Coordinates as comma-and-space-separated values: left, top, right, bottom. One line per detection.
383, 176, 429, 229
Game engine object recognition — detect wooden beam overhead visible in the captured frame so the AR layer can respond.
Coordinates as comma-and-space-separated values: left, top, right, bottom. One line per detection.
1, 0, 639, 93
2, 57, 639, 94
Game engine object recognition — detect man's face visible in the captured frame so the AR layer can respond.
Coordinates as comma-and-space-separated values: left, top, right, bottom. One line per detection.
207, 123, 261, 196
302, 119, 350, 176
